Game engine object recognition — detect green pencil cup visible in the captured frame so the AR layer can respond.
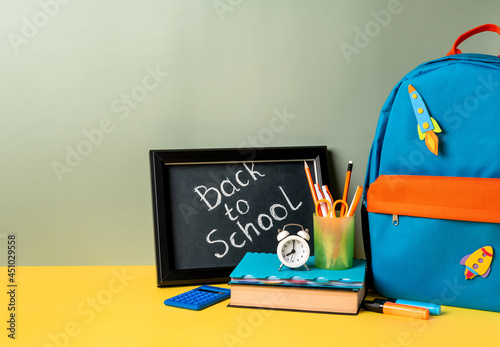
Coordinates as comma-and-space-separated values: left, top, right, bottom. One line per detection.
313, 214, 355, 270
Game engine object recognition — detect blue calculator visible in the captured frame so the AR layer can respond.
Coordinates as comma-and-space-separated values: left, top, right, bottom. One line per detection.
164, 285, 231, 311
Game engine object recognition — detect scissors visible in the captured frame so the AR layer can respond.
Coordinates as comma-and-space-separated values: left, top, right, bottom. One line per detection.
315, 198, 348, 218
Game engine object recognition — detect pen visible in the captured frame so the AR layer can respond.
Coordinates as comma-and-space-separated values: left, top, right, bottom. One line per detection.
346, 186, 363, 217
315, 184, 329, 217
304, 161, 319, 205
374, 298, 441, 316
362, 300, 429, 320
340, 161, 353, 216
322, 185, 334, 217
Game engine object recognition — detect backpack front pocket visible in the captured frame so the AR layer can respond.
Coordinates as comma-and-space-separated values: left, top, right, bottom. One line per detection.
365, 175, 500, 312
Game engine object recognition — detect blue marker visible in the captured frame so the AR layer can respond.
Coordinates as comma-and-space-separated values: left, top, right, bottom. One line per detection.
374, 298, 441, 316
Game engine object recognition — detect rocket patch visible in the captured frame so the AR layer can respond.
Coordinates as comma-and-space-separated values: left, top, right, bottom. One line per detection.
460, 246, 494, 280
408, 84, 442, 156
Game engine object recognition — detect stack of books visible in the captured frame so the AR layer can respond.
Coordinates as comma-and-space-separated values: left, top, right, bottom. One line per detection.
228, 252, 366, 315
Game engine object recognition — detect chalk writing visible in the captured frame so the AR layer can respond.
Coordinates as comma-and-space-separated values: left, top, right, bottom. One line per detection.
193, 163, 305, 259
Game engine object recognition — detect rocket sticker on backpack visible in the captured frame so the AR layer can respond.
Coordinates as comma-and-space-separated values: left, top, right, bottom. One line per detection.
460, 246, 494, 280
408, 84, 442, 156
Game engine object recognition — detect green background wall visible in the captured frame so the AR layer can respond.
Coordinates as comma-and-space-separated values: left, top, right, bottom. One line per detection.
1, 0, 499, 266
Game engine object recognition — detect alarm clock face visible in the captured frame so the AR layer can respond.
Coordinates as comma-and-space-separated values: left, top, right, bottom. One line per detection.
277, 235, 310, 269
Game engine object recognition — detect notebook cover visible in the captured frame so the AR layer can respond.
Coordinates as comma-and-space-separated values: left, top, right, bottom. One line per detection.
229, 252, 366, 289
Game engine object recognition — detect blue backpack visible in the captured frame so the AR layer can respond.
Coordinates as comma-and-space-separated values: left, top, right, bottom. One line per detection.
362, 24, 500, 312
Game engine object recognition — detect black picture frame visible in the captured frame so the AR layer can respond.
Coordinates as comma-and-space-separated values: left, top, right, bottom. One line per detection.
150, 146, 329, 287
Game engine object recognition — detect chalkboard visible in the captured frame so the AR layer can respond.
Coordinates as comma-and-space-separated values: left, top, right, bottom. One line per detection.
150, 147, 329, 286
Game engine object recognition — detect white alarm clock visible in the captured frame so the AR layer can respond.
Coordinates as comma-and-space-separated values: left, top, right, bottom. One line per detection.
277, 223, 311, 271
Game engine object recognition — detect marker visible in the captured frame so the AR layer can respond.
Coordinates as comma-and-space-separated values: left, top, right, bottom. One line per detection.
362, 300, 429, 320
340, 161, 353, 216
346, 186, 363, 217
321, 185, 333, 205
374, 298, 441, 316
304, 161, 319, 205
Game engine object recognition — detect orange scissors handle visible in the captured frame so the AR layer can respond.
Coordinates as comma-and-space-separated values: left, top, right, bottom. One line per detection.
332, 200, 349, 218
315, 199, 332, 217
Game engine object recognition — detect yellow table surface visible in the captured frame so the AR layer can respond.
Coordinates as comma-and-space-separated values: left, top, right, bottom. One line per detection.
1, 265, 499, 347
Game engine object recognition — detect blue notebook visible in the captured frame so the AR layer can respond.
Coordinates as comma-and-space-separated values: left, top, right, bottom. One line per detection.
229, 252, 366, 289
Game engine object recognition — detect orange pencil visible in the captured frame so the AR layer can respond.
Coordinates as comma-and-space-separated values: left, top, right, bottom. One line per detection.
340, 161, 353, 216
304, 161, 319, 204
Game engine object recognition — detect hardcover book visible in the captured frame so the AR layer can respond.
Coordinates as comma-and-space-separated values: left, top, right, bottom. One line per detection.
228, 252, 366, 314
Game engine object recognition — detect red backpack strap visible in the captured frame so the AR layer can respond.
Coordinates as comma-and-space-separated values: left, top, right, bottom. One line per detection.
447, 23, 500, 56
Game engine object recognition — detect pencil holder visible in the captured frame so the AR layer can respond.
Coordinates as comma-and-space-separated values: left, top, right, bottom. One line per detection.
313, 214, 355, 270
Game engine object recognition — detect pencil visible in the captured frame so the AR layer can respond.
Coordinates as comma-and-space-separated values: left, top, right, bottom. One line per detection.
340, 161, 353, 216
304, 161, 319, 205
